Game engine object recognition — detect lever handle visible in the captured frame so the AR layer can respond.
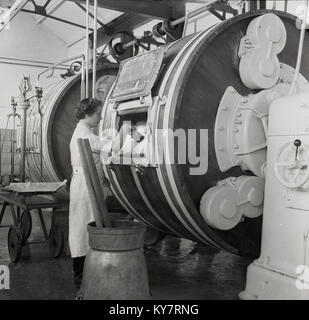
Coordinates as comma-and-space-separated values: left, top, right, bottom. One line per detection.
294, 139, 302, 160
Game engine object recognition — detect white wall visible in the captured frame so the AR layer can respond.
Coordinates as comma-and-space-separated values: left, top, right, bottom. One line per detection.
0, 12, 68, 128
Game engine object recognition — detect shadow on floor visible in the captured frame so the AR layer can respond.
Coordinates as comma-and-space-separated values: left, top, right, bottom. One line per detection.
0, 209, 251, 300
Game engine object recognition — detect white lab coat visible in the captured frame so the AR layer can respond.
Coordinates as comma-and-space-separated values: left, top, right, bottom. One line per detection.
69, 120, 111, 258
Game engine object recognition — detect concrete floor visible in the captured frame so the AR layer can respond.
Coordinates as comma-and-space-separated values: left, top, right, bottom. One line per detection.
0, 208, 252, 300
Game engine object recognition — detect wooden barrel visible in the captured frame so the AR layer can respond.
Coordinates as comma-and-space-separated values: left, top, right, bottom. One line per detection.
25, 65, 118, 197
101, 10, 309, 257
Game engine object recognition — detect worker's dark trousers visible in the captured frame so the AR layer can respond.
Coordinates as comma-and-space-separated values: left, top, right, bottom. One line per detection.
72, 256, 86, 289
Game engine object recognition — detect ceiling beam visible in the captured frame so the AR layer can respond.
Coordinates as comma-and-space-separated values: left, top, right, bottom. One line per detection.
0, 0, 28, 32
36, 0, 66, 24
68, 0, 174, 19
75, 2, 106, 29
21, 8, 94, 30
208, 7, 225, 20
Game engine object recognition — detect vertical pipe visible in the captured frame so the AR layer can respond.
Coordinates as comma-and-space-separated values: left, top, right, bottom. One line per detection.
39, 108, 43, 181
259, 0, 267, 10
284, 0, 288, 12
81, 57, 86, 99
85, 0, 90, 98
289, 0, 309, 95
248, 0, 257, 11
19, 103, 28, 182
92, 0, 98, 99
0, 130, 1, 180
10, 113, 15, 182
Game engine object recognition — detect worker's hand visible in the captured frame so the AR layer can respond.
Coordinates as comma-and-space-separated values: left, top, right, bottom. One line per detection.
132, 129, 144, 142
121, 122, 132, 136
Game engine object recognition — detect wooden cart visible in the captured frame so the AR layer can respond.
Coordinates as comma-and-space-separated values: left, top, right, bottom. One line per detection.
0, 181, 68, 263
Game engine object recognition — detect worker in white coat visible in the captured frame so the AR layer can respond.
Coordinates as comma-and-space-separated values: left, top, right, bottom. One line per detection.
69, 98, 131, 289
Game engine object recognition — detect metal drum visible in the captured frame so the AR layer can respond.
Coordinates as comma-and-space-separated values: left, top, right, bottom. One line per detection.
25, 65, 118, 197
101, 10, 309, 257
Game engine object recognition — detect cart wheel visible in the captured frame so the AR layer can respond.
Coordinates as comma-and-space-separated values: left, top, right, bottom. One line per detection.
8, 226, 23, 263
144, 227, 165, 247
20, 210, 32, 242
49, 225, 64, 258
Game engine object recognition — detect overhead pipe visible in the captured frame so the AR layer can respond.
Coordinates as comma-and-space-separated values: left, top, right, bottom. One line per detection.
0, 60, 68, 69
169, 0, 218, 27
36, 54, 86, 98
0, 56, 70, 67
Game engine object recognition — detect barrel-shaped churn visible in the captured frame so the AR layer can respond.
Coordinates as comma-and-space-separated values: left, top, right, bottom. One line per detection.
82, 220, 150, 300
25, 65, 118, 197
101, 10, 309, 258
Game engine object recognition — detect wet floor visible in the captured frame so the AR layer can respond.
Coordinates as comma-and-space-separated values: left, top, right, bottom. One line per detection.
0, 208, 252, 300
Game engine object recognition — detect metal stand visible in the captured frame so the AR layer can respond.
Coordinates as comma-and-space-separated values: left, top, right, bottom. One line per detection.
9, 99, 20, 182
19, 101, 29, 182
0, 98, 21, 184
16, 76, 43, 182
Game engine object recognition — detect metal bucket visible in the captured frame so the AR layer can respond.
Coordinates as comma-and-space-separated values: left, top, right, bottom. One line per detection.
82, 220, 150, 300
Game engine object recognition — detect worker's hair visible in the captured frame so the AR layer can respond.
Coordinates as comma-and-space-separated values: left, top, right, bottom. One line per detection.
75, 98, 102, 120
